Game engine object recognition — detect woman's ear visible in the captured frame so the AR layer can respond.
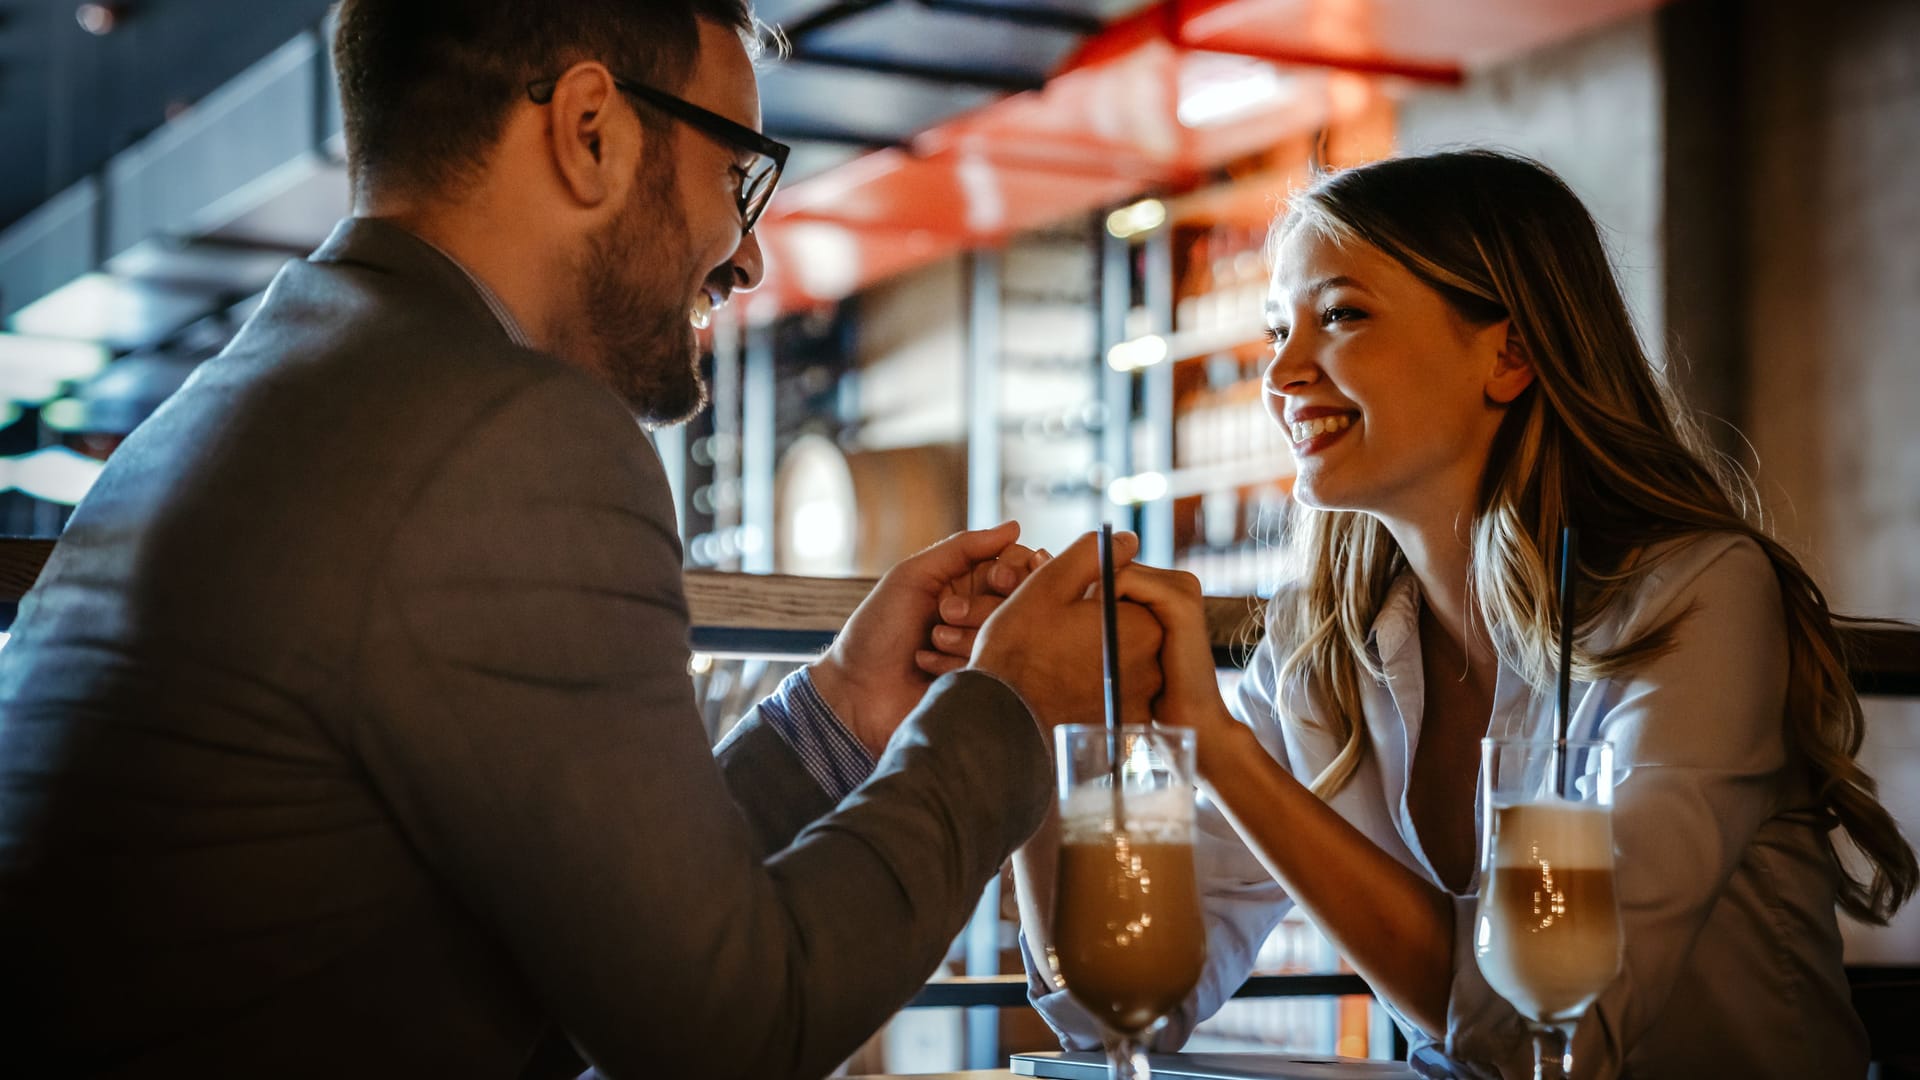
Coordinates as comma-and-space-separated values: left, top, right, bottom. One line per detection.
1486, 321, 1537, 405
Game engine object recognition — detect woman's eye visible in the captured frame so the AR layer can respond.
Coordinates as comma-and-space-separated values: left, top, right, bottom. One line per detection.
1264, 326, 1289, 346
1322, 305, 1365, 325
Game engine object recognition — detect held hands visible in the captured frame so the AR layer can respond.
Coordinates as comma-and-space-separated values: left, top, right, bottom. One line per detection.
807, 521, 1045, 758
912, 534, 1051, 680
966, 530, 1164, 731
1109, 564, 1243, 769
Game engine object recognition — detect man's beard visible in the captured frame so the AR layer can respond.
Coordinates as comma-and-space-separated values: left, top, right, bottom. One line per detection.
577, 159, 709, 427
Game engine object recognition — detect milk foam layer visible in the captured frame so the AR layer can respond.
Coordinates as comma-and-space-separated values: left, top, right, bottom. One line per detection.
1491, 800, 1613, 869
1060, 787, 1194, 844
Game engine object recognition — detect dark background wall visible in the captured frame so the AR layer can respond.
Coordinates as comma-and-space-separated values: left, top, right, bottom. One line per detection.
0, 0, 334, 230
1743, 0, 1920, 963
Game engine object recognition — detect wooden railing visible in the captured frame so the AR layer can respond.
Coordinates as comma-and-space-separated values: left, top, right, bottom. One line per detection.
3, 537, 1916, 692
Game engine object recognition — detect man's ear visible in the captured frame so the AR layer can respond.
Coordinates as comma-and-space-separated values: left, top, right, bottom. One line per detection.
1486, 320, 1537, 405
544, 62, 635, 210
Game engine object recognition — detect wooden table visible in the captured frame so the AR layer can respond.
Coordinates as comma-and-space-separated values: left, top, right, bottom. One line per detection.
848, 1052, 1419, 1079
845, 1073, 1018, 1079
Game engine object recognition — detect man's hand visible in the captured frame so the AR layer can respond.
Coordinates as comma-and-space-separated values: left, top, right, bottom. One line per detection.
915, 543, 1050, 678
970, 530, 1164, 731
808, 521, 1040, 758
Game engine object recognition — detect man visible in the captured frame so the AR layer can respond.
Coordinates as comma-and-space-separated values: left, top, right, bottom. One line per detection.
0, 1, 1160, 1076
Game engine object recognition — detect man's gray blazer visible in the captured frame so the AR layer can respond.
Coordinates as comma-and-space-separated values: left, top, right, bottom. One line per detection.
0, 219, 1051, 1079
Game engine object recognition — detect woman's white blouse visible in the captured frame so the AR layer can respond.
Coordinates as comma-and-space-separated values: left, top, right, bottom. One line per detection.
1022, 533, 1866, 1079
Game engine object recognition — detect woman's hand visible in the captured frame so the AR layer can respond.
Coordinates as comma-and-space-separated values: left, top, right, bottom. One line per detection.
1110, 564, 1244, 770
969, 530, 1163, 730
1117, 569, 1455, 1036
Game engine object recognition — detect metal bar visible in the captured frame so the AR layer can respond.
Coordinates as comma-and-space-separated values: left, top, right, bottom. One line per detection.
650, 423, 690, 548
961, 243, 1004, 1066
786, 49, 1044, 93
761, 124, 906, 151
1056, 0, 1462, 85
687, 627, 833, 659
778, 0, 895, 40
1195, 41, 1464, 86
965, 247, 1003, 530
310, 23, 332, 158
741, 320, 776, 573
182, 234, 321, 258
1098, 215, 1132, 532
1233, 973, 1372, 998
964, 877, 1001, 1069
905, 972, 1374, 1009
1140, 227, 1175, 567
709, 316, 744, 553
914, 0, 1103, 35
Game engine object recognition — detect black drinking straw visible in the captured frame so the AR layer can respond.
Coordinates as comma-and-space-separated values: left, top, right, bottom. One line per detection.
1098, 524, 1125, 812
1554, 526, 1579, 799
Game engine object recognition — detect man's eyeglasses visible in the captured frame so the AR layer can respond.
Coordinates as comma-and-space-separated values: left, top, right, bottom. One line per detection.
528, 75, 790, 235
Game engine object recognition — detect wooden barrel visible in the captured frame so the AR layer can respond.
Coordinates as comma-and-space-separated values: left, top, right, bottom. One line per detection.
775, 435, 966, 576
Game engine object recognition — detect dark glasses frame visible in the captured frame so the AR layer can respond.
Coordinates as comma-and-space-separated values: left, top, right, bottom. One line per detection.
527, 74, 790, 233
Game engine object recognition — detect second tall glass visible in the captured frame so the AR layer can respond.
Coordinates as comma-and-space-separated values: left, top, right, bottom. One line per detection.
1474, 737, 1622, 1080
1052, 725, 1206, 1080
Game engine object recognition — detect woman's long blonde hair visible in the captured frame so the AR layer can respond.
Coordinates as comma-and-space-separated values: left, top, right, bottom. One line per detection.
1268, 149, 1915, 924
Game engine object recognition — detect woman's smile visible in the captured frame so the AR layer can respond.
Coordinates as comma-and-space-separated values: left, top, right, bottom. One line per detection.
1285, 410, 1357, 454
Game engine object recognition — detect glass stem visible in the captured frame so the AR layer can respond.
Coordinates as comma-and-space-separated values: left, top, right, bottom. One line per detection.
1529, 1021, 1573, 1080
1104, 1033, 1150, 1080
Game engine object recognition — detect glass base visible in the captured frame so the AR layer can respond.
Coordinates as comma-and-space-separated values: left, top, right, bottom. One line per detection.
1099, 1017, 1167, 1080
1103, 1035, 1148, 1080
1528, 1021, 1575, 1080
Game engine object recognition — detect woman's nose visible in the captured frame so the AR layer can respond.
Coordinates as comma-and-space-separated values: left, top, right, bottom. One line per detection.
1262, 338, 1318, 397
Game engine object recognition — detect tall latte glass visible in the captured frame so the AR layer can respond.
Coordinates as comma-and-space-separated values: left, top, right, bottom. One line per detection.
1474, 738, 1621, 1080
1052, 725, 1206, 1080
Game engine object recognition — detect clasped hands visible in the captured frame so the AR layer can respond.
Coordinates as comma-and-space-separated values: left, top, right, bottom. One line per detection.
807, 521, 1236, 760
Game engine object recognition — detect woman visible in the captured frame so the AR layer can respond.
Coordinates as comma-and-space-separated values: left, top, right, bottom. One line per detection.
980, 151, 1915, 1078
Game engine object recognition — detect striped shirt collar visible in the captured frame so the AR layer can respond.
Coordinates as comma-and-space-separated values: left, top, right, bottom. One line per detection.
414, 234, 536, 349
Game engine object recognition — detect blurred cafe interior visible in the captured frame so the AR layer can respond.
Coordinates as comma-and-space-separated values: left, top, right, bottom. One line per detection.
0, 0, 1916, 1074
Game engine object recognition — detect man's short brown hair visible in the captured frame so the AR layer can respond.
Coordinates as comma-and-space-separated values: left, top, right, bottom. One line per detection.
333, 0, 758, 199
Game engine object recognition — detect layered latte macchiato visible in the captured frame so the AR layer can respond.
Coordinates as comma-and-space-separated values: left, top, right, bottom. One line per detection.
1475, 799, 1622, 1024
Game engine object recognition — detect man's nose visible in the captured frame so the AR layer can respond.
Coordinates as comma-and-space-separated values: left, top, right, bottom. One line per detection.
728, 229, 765, 293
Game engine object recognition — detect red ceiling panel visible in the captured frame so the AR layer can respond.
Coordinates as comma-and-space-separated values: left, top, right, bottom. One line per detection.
751, 0, 1671, 313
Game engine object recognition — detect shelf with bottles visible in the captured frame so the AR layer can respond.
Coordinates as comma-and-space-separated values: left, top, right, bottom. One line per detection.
1170, 480, 1292, 598
1114, 347, 1289, 488
1159, 245, 1297, 595
1106, 221, 1275, 373
1175, 350, 1288, 471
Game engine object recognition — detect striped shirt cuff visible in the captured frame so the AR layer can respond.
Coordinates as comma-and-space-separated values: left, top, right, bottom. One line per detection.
758, 667, 877, 802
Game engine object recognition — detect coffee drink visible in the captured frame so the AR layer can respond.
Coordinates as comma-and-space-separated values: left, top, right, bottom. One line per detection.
1054, 789, 1206, 1035
1475, 800, 1621, 1024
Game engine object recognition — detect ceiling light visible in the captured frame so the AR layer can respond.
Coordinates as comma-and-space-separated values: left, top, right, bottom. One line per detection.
0, 446, 106, 505
0, 334, 111, 382
1107, 471, 1168, 506
1106, 334, 1168, 373
1106, 199, 1166, 239
75, 3, 130, 36
1178, 58, 1292, 129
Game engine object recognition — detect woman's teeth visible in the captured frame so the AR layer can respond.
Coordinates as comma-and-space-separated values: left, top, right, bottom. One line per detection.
1290, 414, 1353, 443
